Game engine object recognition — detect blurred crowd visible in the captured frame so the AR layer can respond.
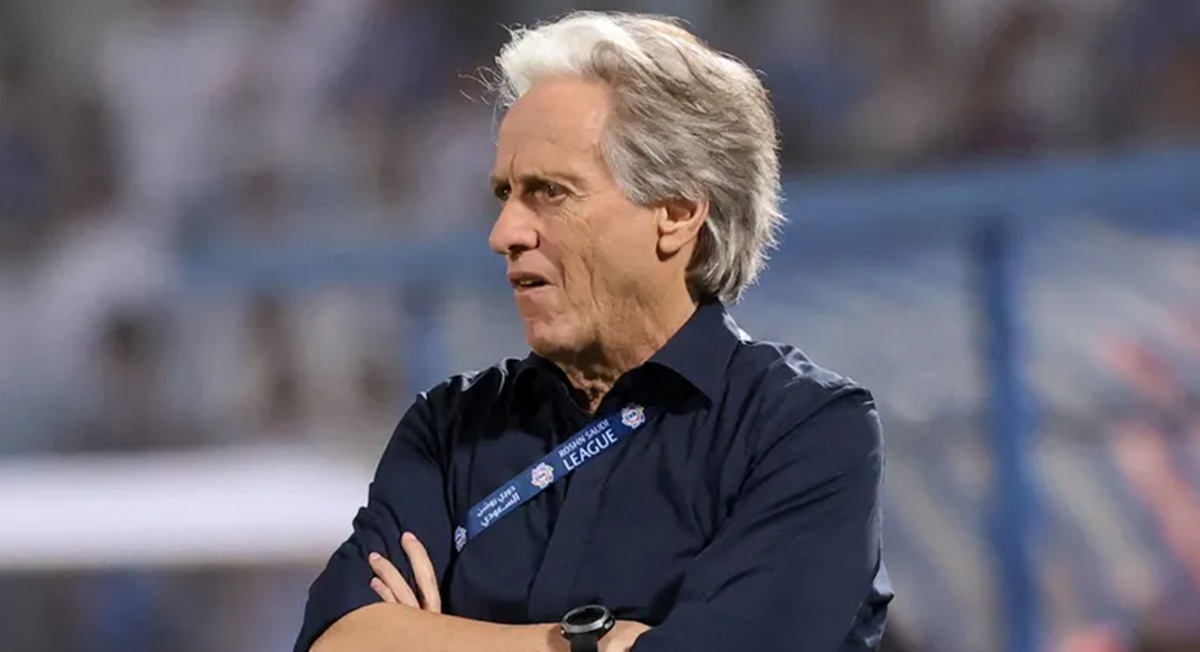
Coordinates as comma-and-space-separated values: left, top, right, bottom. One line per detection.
1, 0, 1199, 456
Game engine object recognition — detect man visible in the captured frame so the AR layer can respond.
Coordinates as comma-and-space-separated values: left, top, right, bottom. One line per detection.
297, 11, 892, 652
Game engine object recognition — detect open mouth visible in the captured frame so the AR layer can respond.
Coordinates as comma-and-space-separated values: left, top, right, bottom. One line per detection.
509, 272, 550, 290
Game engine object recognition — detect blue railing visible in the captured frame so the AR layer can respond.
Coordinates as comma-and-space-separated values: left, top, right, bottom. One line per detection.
184, 147, 1200, 652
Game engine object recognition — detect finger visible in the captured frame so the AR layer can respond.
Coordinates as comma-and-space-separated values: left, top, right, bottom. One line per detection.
401, 532, 442, 613
368, 552, 419, 608
370, 577, 397, 604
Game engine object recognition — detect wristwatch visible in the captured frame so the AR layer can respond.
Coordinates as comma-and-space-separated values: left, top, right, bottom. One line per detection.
560, 604, 615, 652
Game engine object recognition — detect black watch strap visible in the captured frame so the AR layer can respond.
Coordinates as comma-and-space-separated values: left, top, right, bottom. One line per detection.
569, 632, 601, 652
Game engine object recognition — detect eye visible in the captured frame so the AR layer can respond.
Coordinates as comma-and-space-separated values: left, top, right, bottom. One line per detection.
493, 183, 511, 202
532, 182, 567, 202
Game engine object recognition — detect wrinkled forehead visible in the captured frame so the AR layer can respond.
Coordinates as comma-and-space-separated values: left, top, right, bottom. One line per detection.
492, 77, 613, 179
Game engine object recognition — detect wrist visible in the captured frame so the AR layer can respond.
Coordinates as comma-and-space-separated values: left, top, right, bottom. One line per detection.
560, 604, 615, 652
528, 622, 572, 652
494, 624, 573, 652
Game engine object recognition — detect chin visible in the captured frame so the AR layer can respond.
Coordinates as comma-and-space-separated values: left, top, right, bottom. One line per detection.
523, 318, 584, 359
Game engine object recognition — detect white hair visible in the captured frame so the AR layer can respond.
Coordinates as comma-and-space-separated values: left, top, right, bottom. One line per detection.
491, 11, 784, 304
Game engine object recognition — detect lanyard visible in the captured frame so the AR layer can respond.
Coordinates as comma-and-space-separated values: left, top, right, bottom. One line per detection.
454, 403, 655, 552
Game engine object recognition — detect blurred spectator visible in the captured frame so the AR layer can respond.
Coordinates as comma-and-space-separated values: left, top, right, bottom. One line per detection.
244, 293, 307, 430
32, 201, 180, 451
293, 285, 405, 436
232, 165, 294, 242
97, 0, 247, 226
334, 0, 446, 116
1005, 1, 1118, 151
53, 95, 119, 225
30, 112, 179, 452
225, 0, 367, 188
0, 32, 54, 260
1134, 632, 1200, 652
1134, 40, 1200, 145
744, 0, 863, 168
838, 0, 960, 168
80, 309, 173, 452
332, 0, 447, 210
1131, 607, 1200, 652
953, 4, 1047, 157
1106, 0, 1200, 147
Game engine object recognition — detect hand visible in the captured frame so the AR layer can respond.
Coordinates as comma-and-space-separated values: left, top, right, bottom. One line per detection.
601, 620, 652, 652
367, 532, 441, 612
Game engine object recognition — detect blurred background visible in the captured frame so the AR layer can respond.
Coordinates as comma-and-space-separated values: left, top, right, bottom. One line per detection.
0, 0, 1198, 650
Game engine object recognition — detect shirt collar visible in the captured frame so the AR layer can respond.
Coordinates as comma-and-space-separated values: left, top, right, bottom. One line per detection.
645, 300, 744, 403
513, 300, 744, 404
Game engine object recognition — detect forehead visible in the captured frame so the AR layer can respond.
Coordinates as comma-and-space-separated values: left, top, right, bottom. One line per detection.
493, 77, 612, 178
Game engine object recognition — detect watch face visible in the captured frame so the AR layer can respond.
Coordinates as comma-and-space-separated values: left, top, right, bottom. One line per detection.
562, 604, 612, 635
566, 607, 604, 629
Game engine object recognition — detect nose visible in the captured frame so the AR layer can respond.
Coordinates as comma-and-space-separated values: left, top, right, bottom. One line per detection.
488, 200, 539, 257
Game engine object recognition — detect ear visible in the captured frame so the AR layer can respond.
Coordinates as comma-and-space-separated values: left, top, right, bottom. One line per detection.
657, 197, 708, 257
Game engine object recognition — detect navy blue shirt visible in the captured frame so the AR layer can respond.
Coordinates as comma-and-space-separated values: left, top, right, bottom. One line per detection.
296, 302, 893, 651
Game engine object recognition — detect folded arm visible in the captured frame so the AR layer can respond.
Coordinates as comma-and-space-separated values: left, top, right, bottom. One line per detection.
311, 529, 564, 652
311, 604, 566, 652
294, 392, 457, 650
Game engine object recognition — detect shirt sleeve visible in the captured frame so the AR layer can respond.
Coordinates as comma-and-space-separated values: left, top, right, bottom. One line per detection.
632, 388, 891, 652
294, 392, 453, 652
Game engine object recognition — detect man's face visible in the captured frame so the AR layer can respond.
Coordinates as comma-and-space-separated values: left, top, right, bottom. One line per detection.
489, 77, 662, 359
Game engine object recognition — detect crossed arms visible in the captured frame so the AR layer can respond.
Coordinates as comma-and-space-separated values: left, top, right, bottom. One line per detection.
311, 532, 650, 652
298, 389, 888, 652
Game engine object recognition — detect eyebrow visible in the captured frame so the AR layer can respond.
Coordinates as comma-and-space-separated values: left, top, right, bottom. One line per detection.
489, 171, 586, 193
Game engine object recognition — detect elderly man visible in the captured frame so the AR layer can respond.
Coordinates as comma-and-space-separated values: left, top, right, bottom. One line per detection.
297, 11, 892, 652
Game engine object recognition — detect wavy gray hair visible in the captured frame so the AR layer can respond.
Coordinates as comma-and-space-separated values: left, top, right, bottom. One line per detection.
490, 11, 784, 304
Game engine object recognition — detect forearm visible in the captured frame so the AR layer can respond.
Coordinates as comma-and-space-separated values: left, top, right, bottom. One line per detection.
311, 603, 567, 652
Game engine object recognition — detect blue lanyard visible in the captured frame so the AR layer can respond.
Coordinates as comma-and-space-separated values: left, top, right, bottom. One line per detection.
454, 403, 655, 552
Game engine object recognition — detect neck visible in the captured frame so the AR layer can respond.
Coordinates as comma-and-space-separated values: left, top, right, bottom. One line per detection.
556, 288, 699, 413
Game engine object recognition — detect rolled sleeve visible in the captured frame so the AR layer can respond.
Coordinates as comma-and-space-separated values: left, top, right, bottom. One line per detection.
633, 389, 891, 652
294, 394, 453, 652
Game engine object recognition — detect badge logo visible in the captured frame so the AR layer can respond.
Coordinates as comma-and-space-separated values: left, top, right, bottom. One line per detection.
530, 462, 555, 489
454, 526, 467, 552
620, 404, 646, 428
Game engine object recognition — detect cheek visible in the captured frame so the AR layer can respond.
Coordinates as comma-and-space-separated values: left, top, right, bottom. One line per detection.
544, 216, 598, 294
555, 200, 655, 300
594, 217, 658, 284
